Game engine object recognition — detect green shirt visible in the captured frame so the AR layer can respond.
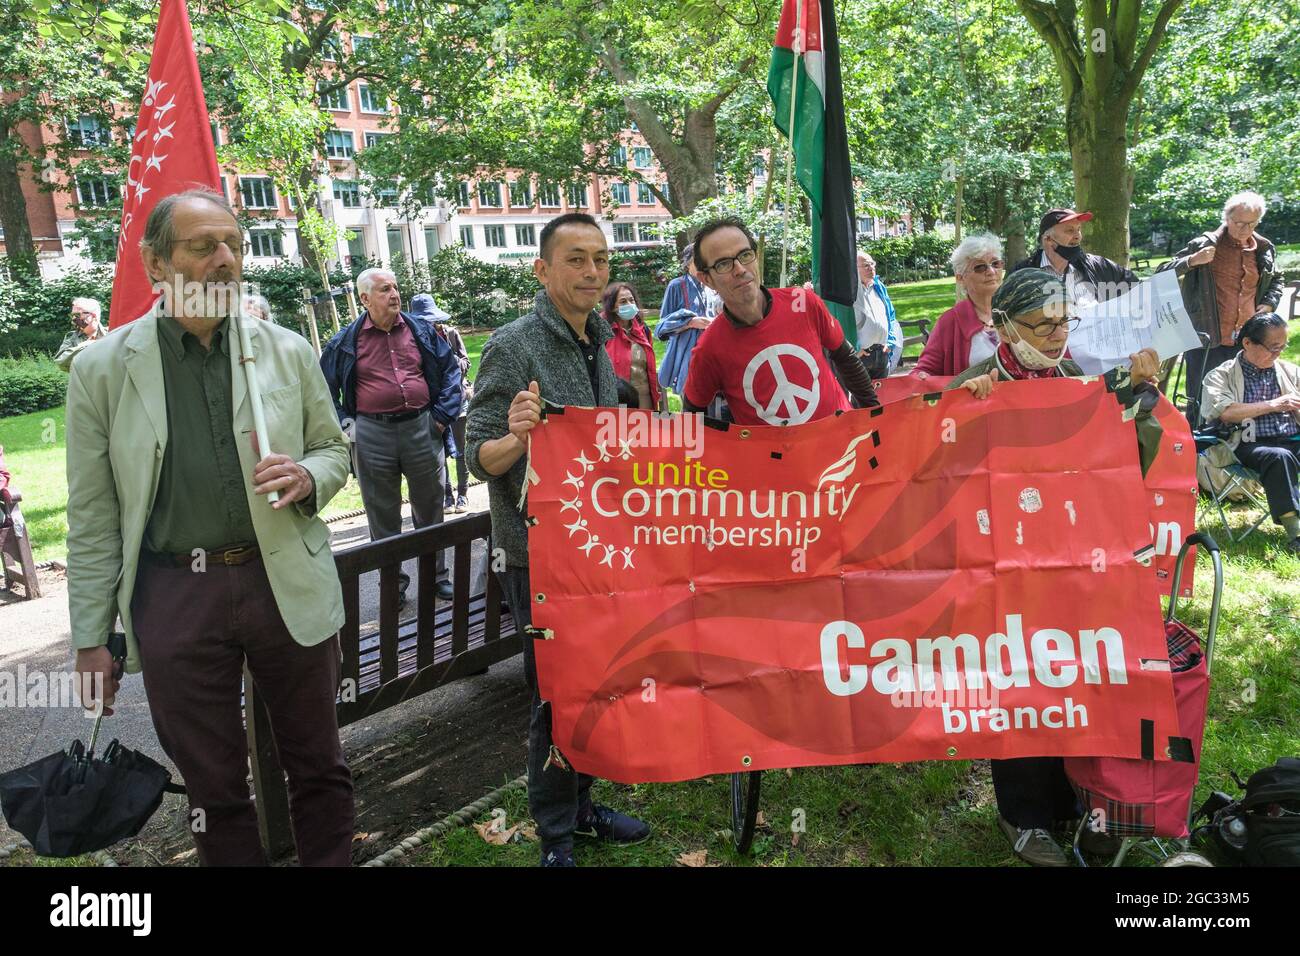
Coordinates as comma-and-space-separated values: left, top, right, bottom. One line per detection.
143, 316, 257, 554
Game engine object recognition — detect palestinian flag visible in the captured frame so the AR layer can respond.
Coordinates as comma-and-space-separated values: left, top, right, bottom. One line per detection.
767, 0, 859, 344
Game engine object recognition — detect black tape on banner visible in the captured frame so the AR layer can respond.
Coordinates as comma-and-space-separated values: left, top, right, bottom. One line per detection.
868, 456, 879, 469
870, 406, 885, 417
1168, 736, 1195, 763
1140, 719, 1155, 760
872, 432, 881, 447
540, 402, 565, 419
703, 417, 730, 432
923, 392, 944, 402
770, 451, 783, 460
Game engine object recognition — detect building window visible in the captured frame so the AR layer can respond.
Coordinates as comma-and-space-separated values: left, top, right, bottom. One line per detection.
67, 115, 109, 148
318, 83, 350, 111
386, 225, 406, 260
484, 225, 507, 248
609, 145, 627, 166
613, 223, 635, 244
358, 84, 387, 113
325, 129, 355, 159
514, 224, 536, 247
332, 179, 361, 208
477, 180, 503, 207
637, 223, 660, 242
321, 35, 343, 62
538, 182, 561, 207
509, 178, 532, 207
459, 225, 475, 248
637, 183, 653, 205
239, 176, 277, 209
456, 181, 471, 207
661, 181, 671, 204
351, 35, 373, 56
753, 156, 768, 179
424, 227, 440, 257
375, 184, 399, 207
363, 131, 389, 149
249, 230, 283, 258
633, 147, 652, 169
611, 182, 630, 206
567, 183, 587, 208
76, 176, 120, 208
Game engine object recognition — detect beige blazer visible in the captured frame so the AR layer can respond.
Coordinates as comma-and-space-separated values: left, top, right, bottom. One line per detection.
65, 306, 350, 673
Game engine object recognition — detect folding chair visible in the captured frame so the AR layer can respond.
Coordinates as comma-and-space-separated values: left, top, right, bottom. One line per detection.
1194, 430, 1270, 543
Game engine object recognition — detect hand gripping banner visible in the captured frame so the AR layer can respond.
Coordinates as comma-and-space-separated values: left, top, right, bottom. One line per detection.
528, 379, 1187, 783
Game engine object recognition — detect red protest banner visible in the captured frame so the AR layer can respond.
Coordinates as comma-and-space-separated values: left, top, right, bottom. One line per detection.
1145, 394, 1199, 597
108, 0, 222, 329
528, 379, 1186, 783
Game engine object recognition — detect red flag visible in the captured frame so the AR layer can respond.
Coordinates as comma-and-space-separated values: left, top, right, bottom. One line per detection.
108, 0, 221, 329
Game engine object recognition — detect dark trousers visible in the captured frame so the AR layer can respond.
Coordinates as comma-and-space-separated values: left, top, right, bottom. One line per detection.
1235, 437, 1300, 524
991, 758, 1081, 830
131, 557, 354, 865
1182, 343, 1241, 427
444, 417, 468, 498
498, 567, 593, 854
354, 409, 449, 589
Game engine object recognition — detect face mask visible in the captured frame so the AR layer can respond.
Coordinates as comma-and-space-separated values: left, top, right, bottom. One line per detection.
1054, 242, 1086, 265
617, 303, 638, 320
998, 311, 1063, 370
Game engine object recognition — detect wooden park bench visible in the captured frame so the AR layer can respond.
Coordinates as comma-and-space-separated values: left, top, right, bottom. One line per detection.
896, 316, 932, 368
246, 510, 520, 856
0, 490, 41, 600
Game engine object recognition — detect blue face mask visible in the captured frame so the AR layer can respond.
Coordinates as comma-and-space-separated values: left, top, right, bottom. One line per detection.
617, 303, 638, 320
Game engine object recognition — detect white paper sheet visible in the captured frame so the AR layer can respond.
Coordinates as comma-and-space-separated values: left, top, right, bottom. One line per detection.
1069, 270, 1201, 375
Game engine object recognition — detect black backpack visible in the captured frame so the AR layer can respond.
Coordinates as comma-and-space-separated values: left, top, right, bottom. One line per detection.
1199, 758, 1300, 866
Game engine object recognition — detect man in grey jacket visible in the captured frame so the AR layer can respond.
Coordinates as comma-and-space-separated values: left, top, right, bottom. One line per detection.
466, 212, 650, 866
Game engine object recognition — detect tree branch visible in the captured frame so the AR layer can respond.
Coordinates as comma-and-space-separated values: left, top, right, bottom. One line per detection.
1118, 0, 1184, 103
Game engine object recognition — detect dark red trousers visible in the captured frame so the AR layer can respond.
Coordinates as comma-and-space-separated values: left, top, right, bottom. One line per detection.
132, 556, 354, 866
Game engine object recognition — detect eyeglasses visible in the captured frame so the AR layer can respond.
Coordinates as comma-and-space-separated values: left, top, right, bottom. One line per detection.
1228, 219, 1260, 230
173, 236, 251, 258
997, 311, 1081, 337
704, 248, 757, 276
968, 259, 1005, 275
1249, 341, 1286, 355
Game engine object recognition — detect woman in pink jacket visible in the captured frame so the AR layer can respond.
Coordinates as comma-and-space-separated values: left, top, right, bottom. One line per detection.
914, 233, 1005, 377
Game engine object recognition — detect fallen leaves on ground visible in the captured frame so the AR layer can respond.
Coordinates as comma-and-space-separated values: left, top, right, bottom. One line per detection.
676, 849, 709, 867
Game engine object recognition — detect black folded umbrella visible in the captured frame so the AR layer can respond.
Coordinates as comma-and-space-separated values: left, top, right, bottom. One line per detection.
0, 634, 182, 857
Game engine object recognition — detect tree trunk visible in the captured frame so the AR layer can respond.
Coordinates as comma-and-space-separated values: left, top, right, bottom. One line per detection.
952, 173, 964, 243
1069, 110, 1132, 265
0, 120, 39, 280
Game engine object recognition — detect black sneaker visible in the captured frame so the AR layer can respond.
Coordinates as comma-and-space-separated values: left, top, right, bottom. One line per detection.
541, 847, 576, 867
455, 494, 470, 512
575, 804, 651, 845
444, 492, 455, 510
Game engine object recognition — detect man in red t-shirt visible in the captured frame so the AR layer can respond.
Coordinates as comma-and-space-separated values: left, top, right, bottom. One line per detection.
681, 217, 877, 425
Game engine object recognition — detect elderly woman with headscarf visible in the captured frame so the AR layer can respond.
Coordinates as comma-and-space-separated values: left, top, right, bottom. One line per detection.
914, 233, 1006, 377
656, 242, 717, 397
947, 268, 1162, 867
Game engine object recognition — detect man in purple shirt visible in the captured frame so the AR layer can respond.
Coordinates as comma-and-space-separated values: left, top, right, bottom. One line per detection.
320, 268, 463, 604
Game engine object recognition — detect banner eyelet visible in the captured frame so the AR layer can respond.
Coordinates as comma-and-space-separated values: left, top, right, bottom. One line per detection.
535, 593, 546, 603
741, 755, 752, 767
946, 746, 958, 757
739, 429, 751, 439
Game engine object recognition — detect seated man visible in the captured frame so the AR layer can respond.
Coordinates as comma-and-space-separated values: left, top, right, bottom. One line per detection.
1201, 312, 1300, 553
680, 216, 878, 422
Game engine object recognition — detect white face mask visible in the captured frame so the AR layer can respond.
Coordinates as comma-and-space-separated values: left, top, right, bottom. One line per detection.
997, 310, 1063, 370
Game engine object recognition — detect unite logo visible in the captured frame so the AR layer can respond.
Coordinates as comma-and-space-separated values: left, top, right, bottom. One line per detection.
49, 886, 152, 937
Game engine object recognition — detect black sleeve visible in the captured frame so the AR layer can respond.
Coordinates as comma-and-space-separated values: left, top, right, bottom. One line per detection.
830, 341, 879, 408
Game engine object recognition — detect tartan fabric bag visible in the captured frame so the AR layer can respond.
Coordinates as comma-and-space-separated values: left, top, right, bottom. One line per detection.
1064, 620, 1210, 839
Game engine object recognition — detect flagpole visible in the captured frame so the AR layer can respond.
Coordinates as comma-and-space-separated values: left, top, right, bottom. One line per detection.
234, 302, 279, 505
779, 3, 804, 289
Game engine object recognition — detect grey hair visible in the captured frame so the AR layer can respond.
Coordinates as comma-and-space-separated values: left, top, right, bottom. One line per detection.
356, 267, 397, 297
950, 232, 1004, 276
71, 296, 102, 318
139, 187, 237, 260
1222, 190, 1267, 225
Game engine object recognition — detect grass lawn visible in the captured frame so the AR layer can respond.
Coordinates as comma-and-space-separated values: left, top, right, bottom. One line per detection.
408, 499, 1300, 867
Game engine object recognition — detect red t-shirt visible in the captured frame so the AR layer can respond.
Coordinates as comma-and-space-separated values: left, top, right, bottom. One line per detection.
683, 287, 850, 425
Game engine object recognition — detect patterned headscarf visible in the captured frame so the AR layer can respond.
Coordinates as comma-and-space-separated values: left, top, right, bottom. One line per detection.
991, 267, 1071, 321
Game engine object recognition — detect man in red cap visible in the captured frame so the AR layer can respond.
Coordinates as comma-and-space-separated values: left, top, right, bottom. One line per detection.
1009, 208, 1137, 308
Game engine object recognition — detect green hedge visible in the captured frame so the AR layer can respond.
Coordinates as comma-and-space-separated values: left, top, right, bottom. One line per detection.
0, 354, 67, 417
861, 232, 957, 282
0, 267, 115, 358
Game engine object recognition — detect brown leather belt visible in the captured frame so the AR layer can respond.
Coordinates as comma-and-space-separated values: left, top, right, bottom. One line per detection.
143, 544, 260, 568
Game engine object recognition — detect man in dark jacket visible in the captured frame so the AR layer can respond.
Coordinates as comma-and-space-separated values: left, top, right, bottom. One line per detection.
1157, 190, 1286, 425
1009, 208, 1138, 309
320, 268, 462, 603
466, 212, 650, 867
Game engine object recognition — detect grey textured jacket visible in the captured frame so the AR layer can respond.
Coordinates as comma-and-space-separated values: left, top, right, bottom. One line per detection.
466, 290, 618, 568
